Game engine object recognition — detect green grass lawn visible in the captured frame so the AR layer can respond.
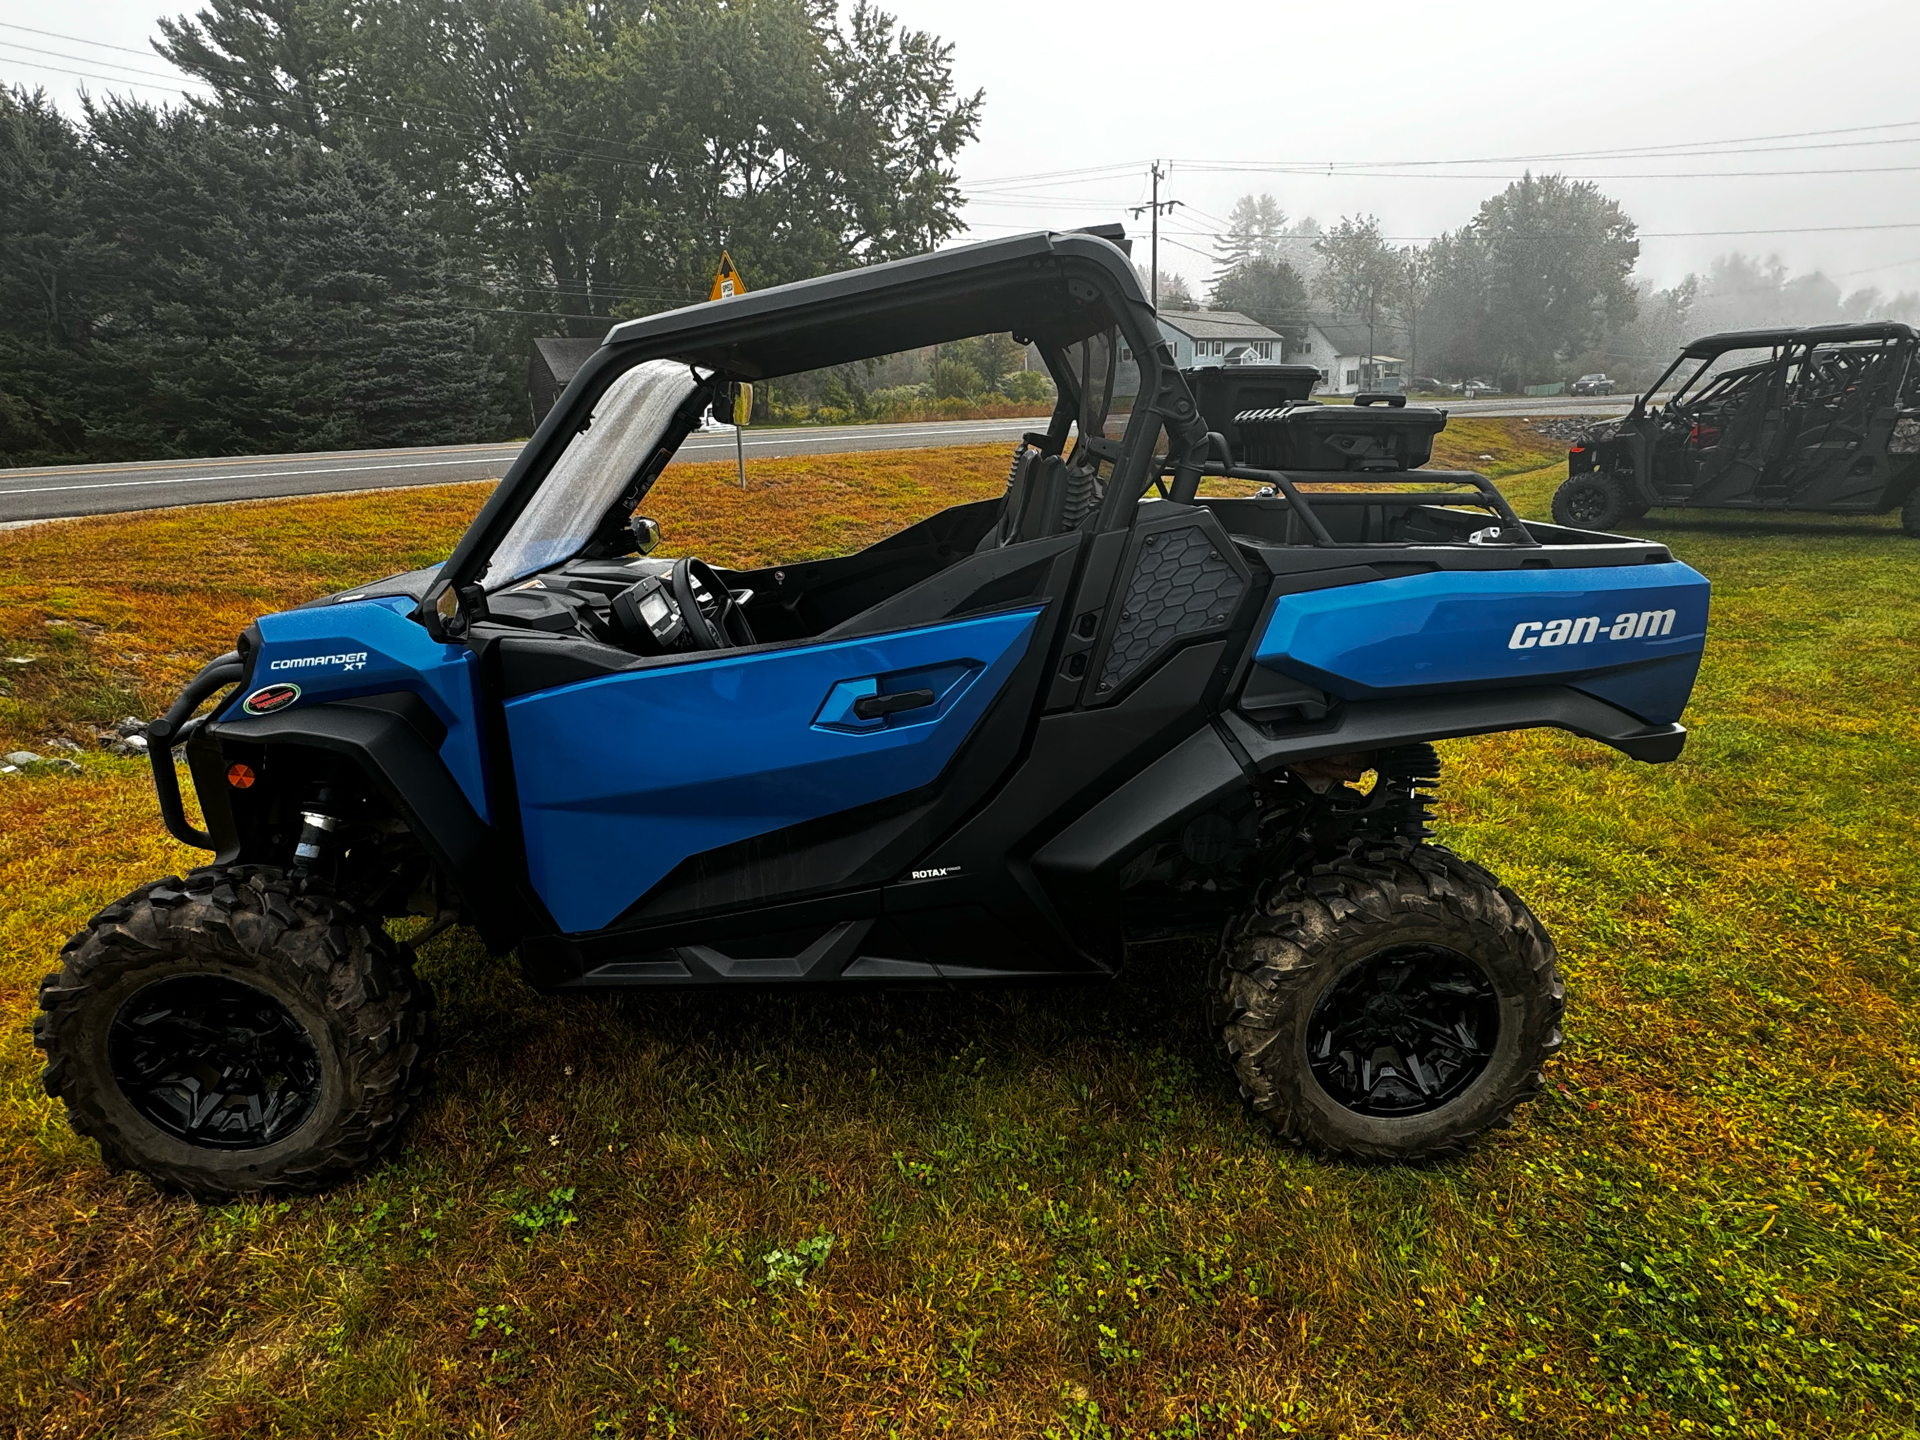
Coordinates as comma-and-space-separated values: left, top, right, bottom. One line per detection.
0, 450, 1915, 1438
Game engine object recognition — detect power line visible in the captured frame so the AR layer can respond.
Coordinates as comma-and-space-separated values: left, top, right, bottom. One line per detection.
953, 120, 1920, 196
1168, 161, 1920, 181
1171, 119, 1920, 172
0, 38, 213, 88
1157, 220, 1920, 240
0, 28, 739, 176
0, 20, 181, 59
0, 54, 208, 96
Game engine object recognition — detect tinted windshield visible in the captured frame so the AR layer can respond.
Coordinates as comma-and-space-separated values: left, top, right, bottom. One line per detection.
483, 359, 700, 590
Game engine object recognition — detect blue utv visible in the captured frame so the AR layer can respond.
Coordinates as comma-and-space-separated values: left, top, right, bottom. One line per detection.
36, 226, 1710, 1197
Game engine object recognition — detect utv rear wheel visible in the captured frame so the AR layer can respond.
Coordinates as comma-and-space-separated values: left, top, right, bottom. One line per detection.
1214, 841, 1563, 1162
35, 866, 434, 1199
1552, 473, 1645, 530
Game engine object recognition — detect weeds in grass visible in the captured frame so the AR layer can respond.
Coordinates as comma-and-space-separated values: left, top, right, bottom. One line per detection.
759, 1232, 834, 1289
507, 1186, 578, 1242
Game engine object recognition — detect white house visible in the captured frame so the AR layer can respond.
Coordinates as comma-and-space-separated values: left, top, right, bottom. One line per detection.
1148, 310, 1285, 368
1291, 318, 1404, 395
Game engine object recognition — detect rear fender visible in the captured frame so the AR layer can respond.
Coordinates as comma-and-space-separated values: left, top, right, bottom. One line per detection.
1030, 686, 1687, 958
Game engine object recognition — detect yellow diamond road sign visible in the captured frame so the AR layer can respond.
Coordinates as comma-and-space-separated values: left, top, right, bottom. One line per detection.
710, 251, 746, 301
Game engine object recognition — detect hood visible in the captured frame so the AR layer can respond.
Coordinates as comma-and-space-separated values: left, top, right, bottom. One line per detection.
293, 563, 446, 612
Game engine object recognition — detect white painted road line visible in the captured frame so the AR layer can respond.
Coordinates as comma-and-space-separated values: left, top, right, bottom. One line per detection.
0, 455, 520, 498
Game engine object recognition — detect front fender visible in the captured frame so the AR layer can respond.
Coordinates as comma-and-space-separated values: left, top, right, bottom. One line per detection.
204, 702, 525, 952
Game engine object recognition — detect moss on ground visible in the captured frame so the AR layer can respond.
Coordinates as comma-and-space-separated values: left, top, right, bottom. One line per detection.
0, 427, 1914, 1437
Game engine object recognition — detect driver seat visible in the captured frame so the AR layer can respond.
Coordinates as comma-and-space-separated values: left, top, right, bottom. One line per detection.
985, 443, 1100, 549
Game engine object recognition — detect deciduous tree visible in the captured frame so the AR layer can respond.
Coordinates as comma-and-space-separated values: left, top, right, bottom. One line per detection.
156, 0, 984, 336
1423, 173, 1638, 386
1209, 256, 1309, 349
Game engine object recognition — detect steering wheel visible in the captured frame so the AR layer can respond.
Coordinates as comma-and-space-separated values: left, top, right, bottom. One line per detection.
670, 556, 754, 650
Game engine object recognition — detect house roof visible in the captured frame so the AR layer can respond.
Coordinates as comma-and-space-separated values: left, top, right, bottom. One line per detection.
1305, 317, 1394, 357
1156, 309, 1282, 342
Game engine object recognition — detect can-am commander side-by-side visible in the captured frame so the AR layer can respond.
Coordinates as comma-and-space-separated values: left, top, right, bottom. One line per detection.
36, 227, 1710, 1197
1553, 321, 1920, 534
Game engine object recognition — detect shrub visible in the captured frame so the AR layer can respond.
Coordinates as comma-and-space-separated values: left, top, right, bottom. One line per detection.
931, 358, 984, 400
999, 369, 1054, 404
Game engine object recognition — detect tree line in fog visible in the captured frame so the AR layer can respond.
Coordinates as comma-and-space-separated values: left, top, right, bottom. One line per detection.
1192, 184, 1919, 390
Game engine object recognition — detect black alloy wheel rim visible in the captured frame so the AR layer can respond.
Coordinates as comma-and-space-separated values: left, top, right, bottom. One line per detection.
1564, 480, 1610, 524
1305, 945, 1500, 1117
109, 975, 322, 1149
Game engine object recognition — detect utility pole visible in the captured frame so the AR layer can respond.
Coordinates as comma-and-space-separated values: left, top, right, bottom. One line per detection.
1129, 162, 1182, 311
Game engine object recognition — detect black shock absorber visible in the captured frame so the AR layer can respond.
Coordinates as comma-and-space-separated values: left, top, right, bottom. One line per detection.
291, 785, 338, 878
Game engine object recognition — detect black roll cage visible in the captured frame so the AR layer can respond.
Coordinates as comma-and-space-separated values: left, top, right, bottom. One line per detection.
419, 227, 1205, 632
1631, 320, 1917, 418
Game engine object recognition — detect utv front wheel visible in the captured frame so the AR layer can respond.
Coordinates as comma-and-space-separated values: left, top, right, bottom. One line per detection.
35, 867, 435, 1199
1552, 473, 1645, 530
1214, 842, 1563, 1162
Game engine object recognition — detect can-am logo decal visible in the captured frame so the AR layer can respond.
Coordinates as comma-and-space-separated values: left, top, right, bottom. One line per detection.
1509, 609, 1676, 650
269, 651, 369, 673
241, 682, 301, 716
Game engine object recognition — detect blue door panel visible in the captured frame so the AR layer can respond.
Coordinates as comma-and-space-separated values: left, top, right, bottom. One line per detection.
227, 598, 492, 821
1254, 562, 1710, 724
506, 607, 1043, 934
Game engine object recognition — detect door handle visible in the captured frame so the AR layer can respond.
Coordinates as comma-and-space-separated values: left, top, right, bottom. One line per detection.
852, 687, 937, 721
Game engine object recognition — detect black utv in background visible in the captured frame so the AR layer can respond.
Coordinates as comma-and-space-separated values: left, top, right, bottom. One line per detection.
1553, 322, 1920, 535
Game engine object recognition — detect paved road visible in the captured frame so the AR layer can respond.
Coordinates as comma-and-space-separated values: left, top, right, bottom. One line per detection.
1442, 395, 1635, 419
0, 418, 1057, 525
0, 399, 1631, 524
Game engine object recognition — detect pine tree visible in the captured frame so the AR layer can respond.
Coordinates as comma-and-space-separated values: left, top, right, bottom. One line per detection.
0, 93, 508, 462
1212, 194, 1287, 278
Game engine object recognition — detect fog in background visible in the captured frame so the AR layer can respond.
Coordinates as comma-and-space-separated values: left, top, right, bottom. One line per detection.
6, 0, 1918, 335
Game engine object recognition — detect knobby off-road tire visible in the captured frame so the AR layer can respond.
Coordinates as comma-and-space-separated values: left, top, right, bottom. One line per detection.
1902, 496, 1920, 538
1552, 472, 1647, 530
1213, 840, 1563, 1162
36, 866, 435, 1200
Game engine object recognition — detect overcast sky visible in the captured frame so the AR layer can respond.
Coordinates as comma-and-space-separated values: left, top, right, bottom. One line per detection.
6, 0, 1918, 301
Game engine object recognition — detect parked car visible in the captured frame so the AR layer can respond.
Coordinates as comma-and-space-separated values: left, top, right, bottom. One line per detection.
36, 226, 1709, 1198
1571, 374, 1615, 396
1554, 322, 1920, 534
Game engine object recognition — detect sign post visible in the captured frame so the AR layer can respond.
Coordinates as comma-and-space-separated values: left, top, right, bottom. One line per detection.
710, 252, 749, 487
731, 383, 752, 490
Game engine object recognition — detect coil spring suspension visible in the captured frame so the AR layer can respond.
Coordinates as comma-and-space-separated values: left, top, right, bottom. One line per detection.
1321, 743, 1443, 843
1373, 743, 1443, 840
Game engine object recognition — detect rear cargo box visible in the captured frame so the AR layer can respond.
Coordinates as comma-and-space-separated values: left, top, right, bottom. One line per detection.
1237, 399, 1448, 471
1183, 365, 1322, 457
